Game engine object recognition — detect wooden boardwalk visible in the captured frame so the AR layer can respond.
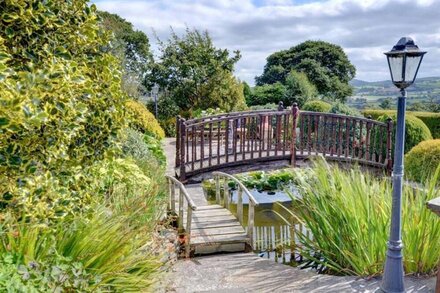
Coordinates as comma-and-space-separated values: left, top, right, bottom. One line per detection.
166, 174, 258, 257
184, 204, 250, 255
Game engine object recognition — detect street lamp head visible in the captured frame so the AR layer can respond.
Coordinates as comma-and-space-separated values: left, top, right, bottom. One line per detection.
384, 37, 426, 89
152, 84, 160, 95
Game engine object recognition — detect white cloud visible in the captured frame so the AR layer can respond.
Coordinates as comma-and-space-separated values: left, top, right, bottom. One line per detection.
94, 0, 440, 85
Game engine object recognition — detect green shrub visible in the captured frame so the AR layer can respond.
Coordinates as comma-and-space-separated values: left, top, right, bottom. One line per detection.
122, 128, 166, 168
249, 103, 280, 111
126, 100, 165, 139
329, 102, 361, 117
405, 139, 440, 183
302, 100, 332, 112
363, 110, 440, 139
0, 253, 98, 291
0, 0, 127, 220
292, 159, 440, 276
377, 114, 432, 154
0, 157, 167, 291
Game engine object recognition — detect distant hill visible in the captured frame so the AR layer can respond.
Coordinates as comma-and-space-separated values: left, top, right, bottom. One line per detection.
350, 77, 440, 96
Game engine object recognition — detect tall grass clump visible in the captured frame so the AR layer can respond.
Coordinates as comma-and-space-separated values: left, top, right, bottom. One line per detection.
292, 159, 440, 276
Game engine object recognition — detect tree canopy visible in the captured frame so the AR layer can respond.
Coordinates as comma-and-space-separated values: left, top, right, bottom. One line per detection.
146, 28, 246, 113
99, 11, 153, 97
256, 40, 356, 102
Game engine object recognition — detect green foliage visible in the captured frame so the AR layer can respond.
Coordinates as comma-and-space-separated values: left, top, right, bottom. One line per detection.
377, 114, 432, 154
405, 139, 440, 184
235, 169, 310, 192
379, 98, 393, 109
0, 155, 167, 291
99, 11, 153, 98
284, 70, 317, 107
329, 102, 361, 117
292, 159, 440, 276
0, 1, 169, 290
302, 100, 332, 112
126, 100, 165, 139
246, 82, 286, 106
121, 128, 166, 168
363, 109, 440, 139
256, 41, 356, 101
0, 0, 126, 219
243, 81, 252, 101
146, 28, 246, 113
249, 103, 280, 111
0, 253, 98, 291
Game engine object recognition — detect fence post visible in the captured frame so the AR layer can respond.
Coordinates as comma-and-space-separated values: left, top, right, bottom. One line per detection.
180, 120, 187, 181
291, 103, 299, 166
176, 116, 181, 167
276, 102, 284, 151
386, 117, 393, 175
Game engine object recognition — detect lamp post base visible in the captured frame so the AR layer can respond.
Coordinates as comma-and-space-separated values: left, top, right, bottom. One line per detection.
380, 240, 405, 293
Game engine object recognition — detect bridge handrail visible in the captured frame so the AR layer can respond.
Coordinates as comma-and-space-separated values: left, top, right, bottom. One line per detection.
212, 171, 258, 245
176, 106, 394, 181
183, 109, 287, 125
166, 175, 197, 257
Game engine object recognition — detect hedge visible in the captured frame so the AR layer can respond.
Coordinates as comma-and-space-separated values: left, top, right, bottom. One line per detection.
126, 100, 165, 139
377, 114, 432, 154
363, 109, 440, 139
405, 139, 440, 184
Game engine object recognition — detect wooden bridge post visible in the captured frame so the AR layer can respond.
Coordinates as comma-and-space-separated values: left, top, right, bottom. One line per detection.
386, 117, 393, 175
179, 120, 186, 181
276, 101, 284, 151
176, 116, 181, 167
291, 103, 299, 166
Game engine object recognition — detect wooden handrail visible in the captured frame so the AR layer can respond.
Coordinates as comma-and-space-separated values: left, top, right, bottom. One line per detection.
176, 107, 394, 181
166, 175, 197, 258
212, 171, 259, 206
212, 171, 258, 248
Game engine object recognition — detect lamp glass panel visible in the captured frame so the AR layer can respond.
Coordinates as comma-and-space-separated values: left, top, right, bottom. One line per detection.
404, 55, 422, 83
388, 56, 404, 82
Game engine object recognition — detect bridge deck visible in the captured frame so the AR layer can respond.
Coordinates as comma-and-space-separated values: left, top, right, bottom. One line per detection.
185, 205, 250, 255
175, 184, 250, 255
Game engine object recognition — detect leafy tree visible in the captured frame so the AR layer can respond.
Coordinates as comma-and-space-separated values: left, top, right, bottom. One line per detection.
284, 70, 317, 107
256, 41, 356, 102
243, 81, 252, 101
246, 82, 287, 106
99, 11, 153, 98
146, 28, 245, 113
379, 98, 393, 109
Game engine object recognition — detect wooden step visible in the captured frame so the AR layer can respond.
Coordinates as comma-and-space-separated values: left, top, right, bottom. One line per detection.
191, 233, 249, 245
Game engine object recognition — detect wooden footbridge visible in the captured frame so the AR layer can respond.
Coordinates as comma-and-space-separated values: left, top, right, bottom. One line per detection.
167, 172, 258, 257
168, 104, 395, 257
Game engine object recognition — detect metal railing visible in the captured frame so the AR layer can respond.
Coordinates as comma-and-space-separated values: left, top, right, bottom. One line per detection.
166, 175, 197, 258
212, 171, 259, 245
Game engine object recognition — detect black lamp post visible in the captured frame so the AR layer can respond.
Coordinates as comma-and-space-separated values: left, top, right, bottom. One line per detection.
381, 37, 426, 293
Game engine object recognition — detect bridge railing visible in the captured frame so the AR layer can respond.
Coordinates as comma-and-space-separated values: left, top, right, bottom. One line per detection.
176, 104, 393, 180
212, 171, 259, 246
166, 175, 197, 258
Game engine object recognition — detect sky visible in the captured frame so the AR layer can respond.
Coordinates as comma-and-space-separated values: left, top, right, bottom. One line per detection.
94, 0, 440, 85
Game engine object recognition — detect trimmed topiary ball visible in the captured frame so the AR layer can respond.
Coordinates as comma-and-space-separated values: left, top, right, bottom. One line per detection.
377, 114, 432, 154
405, 139, 440, 183
302, 100, 332, 112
